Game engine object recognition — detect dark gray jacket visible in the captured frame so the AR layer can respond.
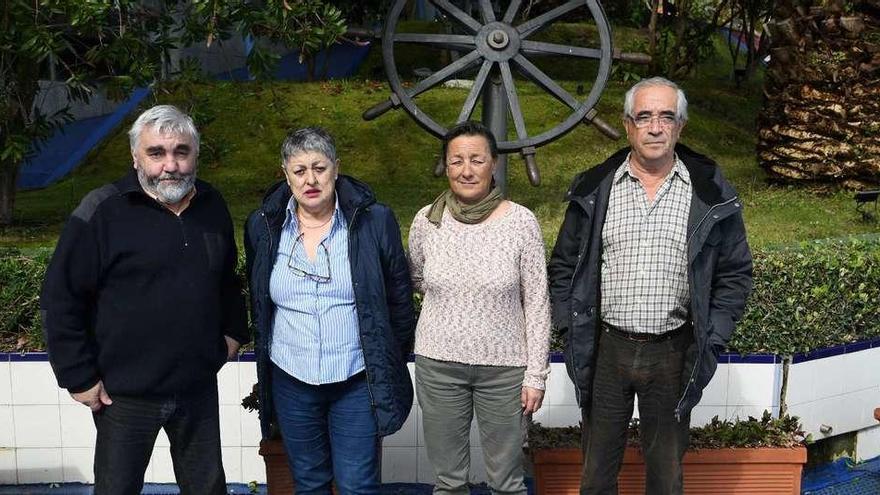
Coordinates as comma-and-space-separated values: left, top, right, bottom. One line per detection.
548, 144, 753, 420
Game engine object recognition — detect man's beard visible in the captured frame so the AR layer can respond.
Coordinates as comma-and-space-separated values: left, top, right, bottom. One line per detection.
136, 163, 197, 205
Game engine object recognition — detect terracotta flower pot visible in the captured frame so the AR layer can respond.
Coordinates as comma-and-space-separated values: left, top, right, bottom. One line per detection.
532, 446, 807, 494
259, 438, 295, 495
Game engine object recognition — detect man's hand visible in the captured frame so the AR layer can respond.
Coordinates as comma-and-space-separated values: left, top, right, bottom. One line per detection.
225, 335, 241, 361
521, 386, 545, 415
71, 381, 112, 412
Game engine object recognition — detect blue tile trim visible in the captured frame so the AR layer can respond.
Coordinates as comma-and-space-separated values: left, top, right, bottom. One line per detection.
239, 351, 257, 362
845, 340, 872, 353
792, 343, 848, 364
550, 352, 565, 363
725, 354, 777, 364
0, 353, 9, 362
8, 352, 49, 362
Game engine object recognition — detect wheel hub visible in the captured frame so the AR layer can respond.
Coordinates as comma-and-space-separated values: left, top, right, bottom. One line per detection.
487, 29, 509, 49
475, 22, 520, 62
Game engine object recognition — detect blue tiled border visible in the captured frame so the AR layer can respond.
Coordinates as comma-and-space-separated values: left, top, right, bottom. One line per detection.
5, 337, 880, 364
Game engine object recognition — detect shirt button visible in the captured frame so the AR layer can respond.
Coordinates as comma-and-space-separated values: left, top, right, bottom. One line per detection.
572, 311, 578, 317
713, 214, 719, 219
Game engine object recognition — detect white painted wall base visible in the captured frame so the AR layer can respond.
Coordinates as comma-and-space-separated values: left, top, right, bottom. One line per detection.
0, 359, 783, 484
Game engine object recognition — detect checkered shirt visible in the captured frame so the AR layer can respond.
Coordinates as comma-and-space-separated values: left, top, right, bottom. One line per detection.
600, 154, 692, 334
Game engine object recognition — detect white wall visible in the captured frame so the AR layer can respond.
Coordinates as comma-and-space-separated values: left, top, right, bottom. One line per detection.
786, 346, 880, 443
0, 358, 785, 484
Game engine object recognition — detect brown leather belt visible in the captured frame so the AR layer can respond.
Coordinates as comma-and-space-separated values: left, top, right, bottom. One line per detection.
602, 322, 689, 343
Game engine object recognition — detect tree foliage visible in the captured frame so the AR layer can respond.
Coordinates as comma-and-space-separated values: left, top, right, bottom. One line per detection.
0, 0, 347, 225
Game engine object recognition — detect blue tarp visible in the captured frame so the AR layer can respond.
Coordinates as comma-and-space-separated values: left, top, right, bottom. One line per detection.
17, 87, 151, 191
216, 41, 372, 82
18, 41, 372, 191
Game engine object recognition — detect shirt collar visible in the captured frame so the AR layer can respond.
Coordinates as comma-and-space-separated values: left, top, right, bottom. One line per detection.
284, 195, 343, 232
614, 153, 691, 185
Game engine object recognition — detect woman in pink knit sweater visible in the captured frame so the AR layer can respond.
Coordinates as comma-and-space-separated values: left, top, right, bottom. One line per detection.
408, 121, 552, 495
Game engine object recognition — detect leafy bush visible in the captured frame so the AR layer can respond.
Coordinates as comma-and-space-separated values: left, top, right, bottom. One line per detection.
528, 411, 806, 450
549, 235, 880, 356
730, 236, 880, 355
3, 236, 880, 355
0, 248, 50, 352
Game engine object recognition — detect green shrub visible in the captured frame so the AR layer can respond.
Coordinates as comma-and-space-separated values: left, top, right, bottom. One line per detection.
0, 248, 51, 352
528, 411, 807, 450
730, 235, 880, 355
3, 236, 880, 355
549, 235, 880, 356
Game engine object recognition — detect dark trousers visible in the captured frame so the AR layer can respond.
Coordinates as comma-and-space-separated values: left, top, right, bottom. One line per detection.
92, 386, 226, 495
272, 365, 380, 495
580, 326, 692, 495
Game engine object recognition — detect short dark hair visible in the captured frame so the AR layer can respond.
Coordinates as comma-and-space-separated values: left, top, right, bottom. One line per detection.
440, 121, 499, 164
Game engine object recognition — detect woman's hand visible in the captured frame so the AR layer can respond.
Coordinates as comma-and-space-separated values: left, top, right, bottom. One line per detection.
521, 386, 545, 415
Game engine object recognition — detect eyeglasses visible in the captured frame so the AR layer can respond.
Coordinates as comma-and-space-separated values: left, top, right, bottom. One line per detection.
628, 113, 679, 129
287, 234, 331, 283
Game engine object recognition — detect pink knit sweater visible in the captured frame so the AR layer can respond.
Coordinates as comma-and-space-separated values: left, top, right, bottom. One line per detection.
408, 202, 551, 389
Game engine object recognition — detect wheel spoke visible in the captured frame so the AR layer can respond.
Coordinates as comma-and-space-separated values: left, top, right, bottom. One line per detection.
520, 40, 601, 59
410, 50, 483, 98
457, 60, 494, 123
502, 0, 523, 23
511, 53, 579, 109
430, 0, 483, 33
478, 0, 496, 23
517, 0, 583, 38
394, 33, 474, 46
499, 61, 527, 140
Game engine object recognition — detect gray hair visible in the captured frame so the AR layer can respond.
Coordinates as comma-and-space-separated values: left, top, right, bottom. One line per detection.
128, 105, 200, 154
281, 127, 337, 167
623, 77, 688, 122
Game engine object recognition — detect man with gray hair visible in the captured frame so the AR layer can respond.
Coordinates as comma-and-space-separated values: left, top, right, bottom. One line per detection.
549, 78, 752, 494
41, 104, 248, 494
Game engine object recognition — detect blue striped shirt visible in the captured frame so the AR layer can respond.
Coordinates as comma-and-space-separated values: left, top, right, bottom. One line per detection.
269, 197, 364, 385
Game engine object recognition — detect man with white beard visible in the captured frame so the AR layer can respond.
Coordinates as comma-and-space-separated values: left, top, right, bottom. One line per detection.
41, 105, 248, 495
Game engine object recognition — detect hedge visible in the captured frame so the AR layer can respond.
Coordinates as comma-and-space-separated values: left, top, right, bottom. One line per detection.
3, 236, 880, 355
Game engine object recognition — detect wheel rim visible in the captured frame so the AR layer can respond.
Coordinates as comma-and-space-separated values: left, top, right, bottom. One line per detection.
382, 0, 614, 153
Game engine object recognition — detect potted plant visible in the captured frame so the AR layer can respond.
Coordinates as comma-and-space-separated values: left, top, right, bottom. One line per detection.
529, 411, 808, 495
242, 385, 295, 495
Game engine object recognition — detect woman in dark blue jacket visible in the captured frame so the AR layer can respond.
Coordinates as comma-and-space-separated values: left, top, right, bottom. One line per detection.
244, 127, 415, 494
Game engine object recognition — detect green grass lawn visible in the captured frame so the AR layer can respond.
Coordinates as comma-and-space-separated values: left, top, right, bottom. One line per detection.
2, 30, 877, 250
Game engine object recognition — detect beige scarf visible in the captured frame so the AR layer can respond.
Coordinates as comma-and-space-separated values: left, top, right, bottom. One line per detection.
426, 187, 503, 226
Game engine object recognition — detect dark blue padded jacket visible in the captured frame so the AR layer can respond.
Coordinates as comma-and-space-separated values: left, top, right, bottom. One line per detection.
244, 175, 415, 438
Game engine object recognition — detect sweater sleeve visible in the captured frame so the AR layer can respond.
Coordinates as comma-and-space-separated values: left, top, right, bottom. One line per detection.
519, 212, 552, 390
407, 208, 428, 294
41, 211, 102, 393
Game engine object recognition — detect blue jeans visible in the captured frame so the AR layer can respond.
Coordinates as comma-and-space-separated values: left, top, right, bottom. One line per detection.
272, 364, 380, 494
92, 386, 225, 495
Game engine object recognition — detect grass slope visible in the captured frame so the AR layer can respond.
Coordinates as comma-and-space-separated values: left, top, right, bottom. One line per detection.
3, 32, 876, 249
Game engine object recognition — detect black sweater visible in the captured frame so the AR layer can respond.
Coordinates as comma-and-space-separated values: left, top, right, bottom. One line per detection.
41, 171, 248, 396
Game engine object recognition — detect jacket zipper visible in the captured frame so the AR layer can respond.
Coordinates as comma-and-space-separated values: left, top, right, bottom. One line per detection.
566, 197, 595, 405
675, 195, 739, 421
348, 207, 378, 410
261, 211, 274, 352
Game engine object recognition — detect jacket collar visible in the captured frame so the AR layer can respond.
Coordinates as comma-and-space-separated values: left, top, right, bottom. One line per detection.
261, 174, 376, 227
568, 143, 726, 206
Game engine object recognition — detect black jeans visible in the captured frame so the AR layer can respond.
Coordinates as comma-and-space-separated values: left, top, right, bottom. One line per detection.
580, 326, 692, 495
92, 385, 226, 495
